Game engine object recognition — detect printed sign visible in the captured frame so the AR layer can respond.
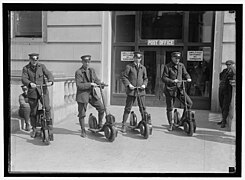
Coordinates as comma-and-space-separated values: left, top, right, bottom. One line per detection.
121, 51, 134, 61
203, 47, 211, 62
187, 51, 203, 61
147, 39, 175, 46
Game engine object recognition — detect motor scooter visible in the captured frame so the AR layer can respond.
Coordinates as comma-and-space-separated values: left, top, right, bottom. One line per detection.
173, 80, 197, 136
88, 83, 117, 142
128, 87, 153, 139
35, 84, 54, 145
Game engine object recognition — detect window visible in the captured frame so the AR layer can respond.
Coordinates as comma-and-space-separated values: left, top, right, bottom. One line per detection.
186, 46, 212, 97
14, 11, 42, 38
141, 11, 183, 39
115, 11, 135, 42
189, 11, 214, 42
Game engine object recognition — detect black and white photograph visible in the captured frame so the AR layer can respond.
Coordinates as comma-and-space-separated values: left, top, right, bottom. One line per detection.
2, 2, 243, 178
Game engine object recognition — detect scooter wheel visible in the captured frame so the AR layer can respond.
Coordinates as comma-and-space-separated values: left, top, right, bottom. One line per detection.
139, 122, 150, 139
190, 112, 197, 133
193, 120, 197, 133
184, 121, 194, 136
174, 109, 181, 125
88, 114, 98, 129
43, 129, 50, 145
183, 122, 189, 133
104, 125, 116, 142
130, 112, 137, 126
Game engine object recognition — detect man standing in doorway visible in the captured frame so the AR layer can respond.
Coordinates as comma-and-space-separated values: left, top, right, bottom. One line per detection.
121, 51, 148, 133
75, 55, 105, 138
162, 52, 192, 131
218, 60, 236, 128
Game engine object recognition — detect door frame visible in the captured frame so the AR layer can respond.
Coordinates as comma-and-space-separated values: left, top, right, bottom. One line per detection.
139, 47, 183, 106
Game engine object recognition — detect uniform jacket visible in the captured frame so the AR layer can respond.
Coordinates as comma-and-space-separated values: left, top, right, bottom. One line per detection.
75, 66, 101, 103
121, 62, 148, 96
219, 66, 236, 89
162, 62, 190, 97
22, 63, 54, 99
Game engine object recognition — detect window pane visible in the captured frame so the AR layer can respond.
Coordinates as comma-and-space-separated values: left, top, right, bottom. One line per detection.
186, 46, 212, 98
115, 11, 135, 42
141, 11, 183, 39
15, 11, 42, 37
189, 11, 214, 42
143, 51, 156, 95
114, 46, 135, 93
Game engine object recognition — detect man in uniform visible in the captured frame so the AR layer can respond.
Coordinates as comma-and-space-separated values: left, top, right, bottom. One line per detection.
75, 55, 105, 138
162, 52, 192, 131
218, 60, 236, 128
121, 51, 148, 133
22, 53, 54, 137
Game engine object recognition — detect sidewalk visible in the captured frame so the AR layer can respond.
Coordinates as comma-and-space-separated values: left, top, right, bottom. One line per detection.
10, 105, 236, 174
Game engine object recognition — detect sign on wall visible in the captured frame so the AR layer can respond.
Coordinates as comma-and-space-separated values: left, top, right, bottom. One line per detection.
203, 47, 211, 62
187, 51, 203, 61
121, 51, 134, 61
147, 39, 175, 46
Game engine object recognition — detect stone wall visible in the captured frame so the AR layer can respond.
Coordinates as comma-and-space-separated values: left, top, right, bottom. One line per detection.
10, 71, 79, 132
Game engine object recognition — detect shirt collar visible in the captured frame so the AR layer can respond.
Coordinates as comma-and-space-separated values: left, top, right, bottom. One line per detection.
170, 62, 179, 69
81, 66, 90, 72
134, 62, 142, 68
29, 62, 40, 70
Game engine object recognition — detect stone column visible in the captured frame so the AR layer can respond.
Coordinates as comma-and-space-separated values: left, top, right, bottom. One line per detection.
227, 80, 236, 132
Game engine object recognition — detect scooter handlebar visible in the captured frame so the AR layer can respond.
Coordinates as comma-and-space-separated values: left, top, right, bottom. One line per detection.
175, 80, 191, 83
133, 86, 145, 90
36, 83, 53, 88
94, 83, 108, 88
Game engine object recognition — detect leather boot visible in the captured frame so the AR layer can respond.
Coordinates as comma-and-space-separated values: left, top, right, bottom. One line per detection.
25, 123, 30, 131
30, 127, 37, 138
79, 118, 86, 138
48, 125, 54, 141
221, 119, 226, 128
221, 123, 226, 128
21, 119, 25, 130
167, 112, 173, 131
98, 112, 104, 129
217, 121, 222, 125
121, 112, 129, 133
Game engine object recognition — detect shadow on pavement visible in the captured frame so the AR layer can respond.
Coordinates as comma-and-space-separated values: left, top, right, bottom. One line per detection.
86, 130, 111, 143
120, 128, 146, 140
194, 129, 235, 145
154, 124, 235, 145
12, 133, 53, 146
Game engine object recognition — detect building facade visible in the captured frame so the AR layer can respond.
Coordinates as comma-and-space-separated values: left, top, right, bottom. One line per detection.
10, 11, 236, 116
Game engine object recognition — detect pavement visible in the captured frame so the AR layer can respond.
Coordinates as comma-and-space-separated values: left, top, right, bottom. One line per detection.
9, 105, 236, 174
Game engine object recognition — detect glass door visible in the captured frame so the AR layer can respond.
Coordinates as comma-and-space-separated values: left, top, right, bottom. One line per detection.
140, 47, 182, 106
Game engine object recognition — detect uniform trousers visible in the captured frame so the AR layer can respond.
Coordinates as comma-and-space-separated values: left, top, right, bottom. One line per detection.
165, 88, 193, 113
28, 94, 52, 128
219, 85, 232, 124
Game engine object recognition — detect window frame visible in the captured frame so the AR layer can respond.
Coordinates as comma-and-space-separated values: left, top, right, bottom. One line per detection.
11, 11, 47, 43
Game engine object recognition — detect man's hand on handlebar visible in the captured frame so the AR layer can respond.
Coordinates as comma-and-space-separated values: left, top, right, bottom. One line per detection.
141, 84, 146, 89
91, 82, 97, 87
173, 79, 179, 83
30, 82, 37, 88
173, 79, 192, 83
128, 84, 135, 90
46, 81, 53, 86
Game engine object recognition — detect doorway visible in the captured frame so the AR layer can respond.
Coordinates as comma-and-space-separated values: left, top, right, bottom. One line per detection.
139, 47, 183, 106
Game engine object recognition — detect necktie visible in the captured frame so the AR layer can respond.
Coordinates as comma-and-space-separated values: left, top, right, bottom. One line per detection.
86, 68, 90, 81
